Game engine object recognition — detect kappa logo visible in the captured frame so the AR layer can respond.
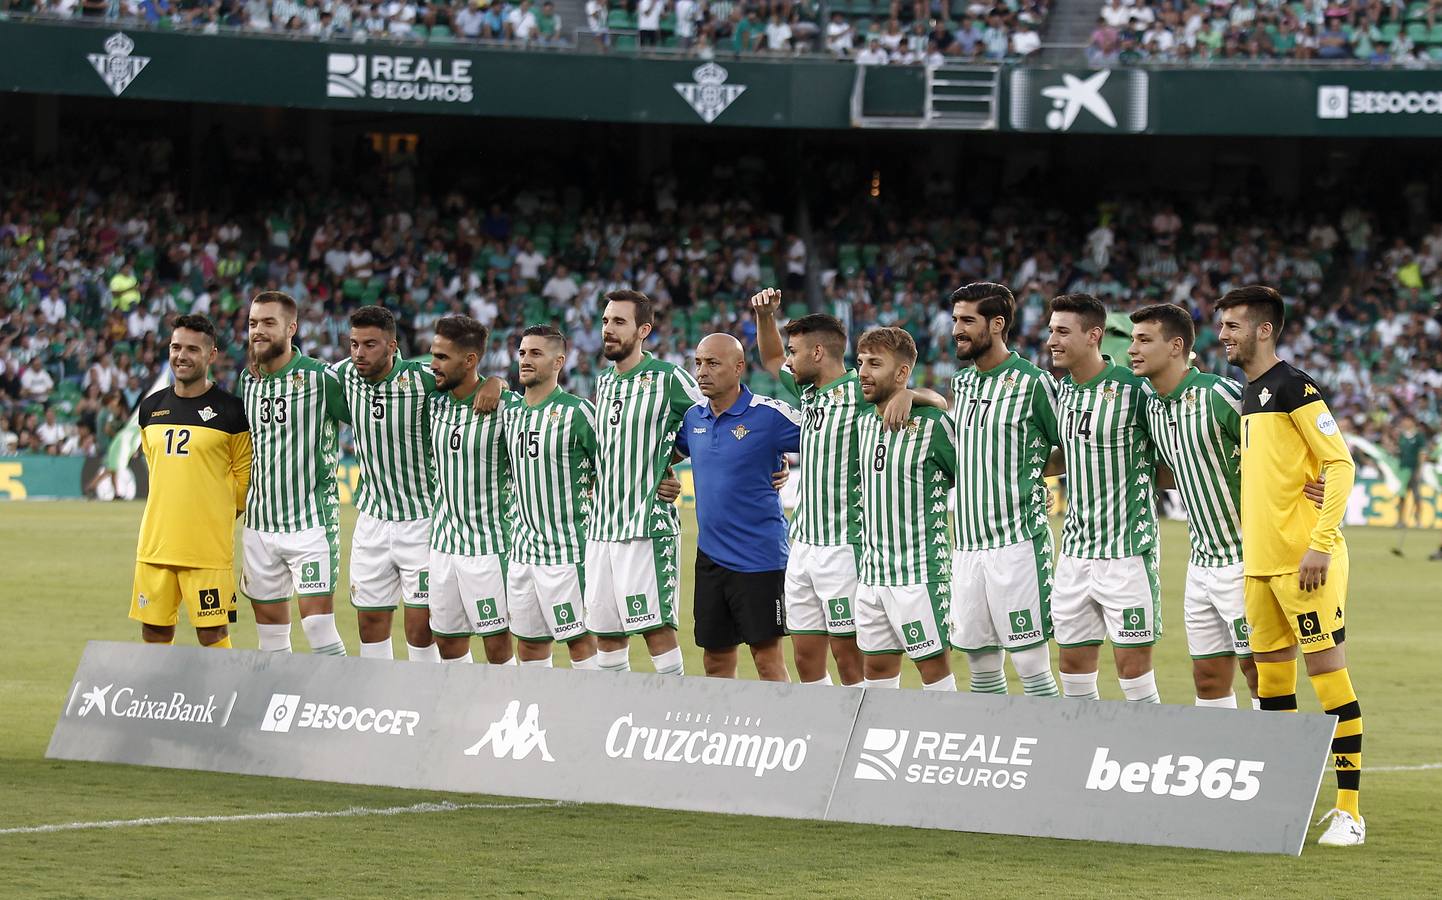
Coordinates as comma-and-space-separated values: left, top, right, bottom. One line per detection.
854, 728, 910, 781
88, 32, 150, 97
674, 62, 747, 124
465, 700, 555, 762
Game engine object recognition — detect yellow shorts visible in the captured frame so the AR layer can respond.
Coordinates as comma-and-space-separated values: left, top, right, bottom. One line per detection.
130, 561, 236, 629
1243, 548, 1349, 655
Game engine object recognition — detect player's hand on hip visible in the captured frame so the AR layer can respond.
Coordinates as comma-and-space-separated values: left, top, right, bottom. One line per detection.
882, 390, 914, 432
658, 467, 681, 504
1302, 473, 1326, 509
473, 376, 504, 414
1298, 548, 1331, 592
749, 288, 781, 317
771, 456, 789, 492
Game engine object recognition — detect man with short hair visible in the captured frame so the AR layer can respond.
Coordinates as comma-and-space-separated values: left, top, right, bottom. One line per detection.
586, 290, 704, 675
334, 305, 444, 661
130, 315, 251, 649
752, 288, 947, 687
426, 315, 520, 666
239, 291, 351, 656
947, 283, 1062, 698
854, 327, 958, 691
1218, 284, 1365, 847
502, 324, 604, 670
675, 333, 801, 681
1128, 303, 1259, 709
1047, 293, 1163, 704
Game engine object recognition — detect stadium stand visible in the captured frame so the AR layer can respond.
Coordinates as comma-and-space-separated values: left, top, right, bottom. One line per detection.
8, 0, 1050, 60
2, 132, 1439, 460
1087, 0, 1442, 65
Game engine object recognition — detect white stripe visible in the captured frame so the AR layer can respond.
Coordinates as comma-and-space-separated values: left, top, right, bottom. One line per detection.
0, 800, 566, 836
1369, 762, 1442, 773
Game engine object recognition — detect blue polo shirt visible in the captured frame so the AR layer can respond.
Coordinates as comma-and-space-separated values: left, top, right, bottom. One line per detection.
675, 385, 802, 573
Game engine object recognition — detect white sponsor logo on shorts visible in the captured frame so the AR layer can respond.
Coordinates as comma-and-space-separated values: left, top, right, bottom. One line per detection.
605, 710, 809, 778
853, 727, 1036, 789
464, 700, 554, 762
260, 692, 419, 736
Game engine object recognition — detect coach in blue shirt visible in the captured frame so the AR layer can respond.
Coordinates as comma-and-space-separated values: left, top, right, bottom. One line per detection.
675, 333, 801, 682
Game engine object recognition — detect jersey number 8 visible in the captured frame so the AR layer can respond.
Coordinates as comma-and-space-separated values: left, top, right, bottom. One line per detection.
872, 442, 888, 472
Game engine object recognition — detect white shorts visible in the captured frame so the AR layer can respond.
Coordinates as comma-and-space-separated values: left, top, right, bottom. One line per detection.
428, 550, 509, 637
1184, 561, 1251, 659
856, 582, 951, 661
584, 536, 680, 637
1052, 552, 1162, 648
784, 542, 859, 637
240, 525, 338, 604
508, 561, 588, 643
350, 511, 432, 611
951, 533, 1053, 653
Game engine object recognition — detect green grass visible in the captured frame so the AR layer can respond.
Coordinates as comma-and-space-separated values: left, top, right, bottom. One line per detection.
1, 502, 1439, 897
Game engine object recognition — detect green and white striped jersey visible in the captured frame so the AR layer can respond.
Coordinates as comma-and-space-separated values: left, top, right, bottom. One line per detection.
334, 357, 437, 523
429, 384, 518, 557
1145, 368, 1244, 567
240, 350, 349, 534
1056, 357, 1158, 559
588, 353, 704, 541
504, 387, 597, 566
858, 406, 958, 586
950, 352, 1061, 550
778, 368, 870, 548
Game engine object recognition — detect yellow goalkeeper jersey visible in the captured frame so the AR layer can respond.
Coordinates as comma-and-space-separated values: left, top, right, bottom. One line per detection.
1239, 361, 1354, 577
136, 384, 252, 570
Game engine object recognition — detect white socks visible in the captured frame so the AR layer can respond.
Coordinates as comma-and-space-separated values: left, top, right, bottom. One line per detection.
1196, 693, 1237, 708
443, 653, 473, 664
803, 673, 834, 686
922, 673, 957, 692
300, 614, 346, 656
651, 647, 684, 676
1011, 645, 1060, 697
499, 654, 518, 666
863, 675, 901, 689
256, 622, 292, 653
596, 648, 631, 673
1061, 670, 1100, 700
1119, 671, 1161, 703
571, 654, 599, 670
360, 639, 393, 660
520, 657, 554, 667
966, 650, 1008, 694
407, 642, 442, 663
1251, 696, 1262, 711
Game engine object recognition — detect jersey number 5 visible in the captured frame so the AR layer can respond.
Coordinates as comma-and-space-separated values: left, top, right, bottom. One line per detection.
371, 395, 385, 420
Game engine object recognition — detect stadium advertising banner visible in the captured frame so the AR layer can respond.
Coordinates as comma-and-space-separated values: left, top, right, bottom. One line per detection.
0, 22, 855, 129
827, 687, 1334, 855
51, 642, 1334, 854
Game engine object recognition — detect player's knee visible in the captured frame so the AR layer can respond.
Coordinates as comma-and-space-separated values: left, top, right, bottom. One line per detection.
1115, 652, 1152, 681
196, 625, 228, 646
403, 620, 432, 645
482, 633, 513, 664
435, 636, 469, 659
140, 623, 175, 643
1191, 660, 1228, 694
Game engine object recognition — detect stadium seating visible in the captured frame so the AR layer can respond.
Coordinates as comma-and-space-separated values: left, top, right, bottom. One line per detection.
1088, 0, 1442, 64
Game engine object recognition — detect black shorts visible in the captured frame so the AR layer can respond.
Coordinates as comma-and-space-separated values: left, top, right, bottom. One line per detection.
693, 549, 787, 650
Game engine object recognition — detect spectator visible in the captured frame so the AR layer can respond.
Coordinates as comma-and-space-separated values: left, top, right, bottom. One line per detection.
826, 11, 855, 57
1012, 20, 1040, 56
20, 358, 55, 405
637, 0, 663, 47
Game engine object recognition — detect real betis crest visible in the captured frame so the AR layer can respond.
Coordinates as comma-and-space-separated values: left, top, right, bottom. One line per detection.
674, 62, 747, 125
291, 372, 305, 389
1102, 385, 1118, 401
88, 33, 150, 97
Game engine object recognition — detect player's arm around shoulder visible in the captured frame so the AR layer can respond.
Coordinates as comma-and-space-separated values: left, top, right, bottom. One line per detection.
225, 392, 254, 514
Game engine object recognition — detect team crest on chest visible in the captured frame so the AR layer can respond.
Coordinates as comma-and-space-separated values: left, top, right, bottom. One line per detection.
1101, 385, 1118, 402
198, 406, 217, 422
1185, 390, 1199, 407
397, 372, 411, 389
731, 424, 750, 440
905, 417, 920, 435
291, 372, 305, 389
1004, 372, 1018, 389
1259, 388, 1273, 406
830, 386, 847, 402
639, 372, 655, 387
548, 406, 563, 422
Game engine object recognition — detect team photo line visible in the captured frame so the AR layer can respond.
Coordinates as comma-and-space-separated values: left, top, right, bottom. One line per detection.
128, 279, 1366, 848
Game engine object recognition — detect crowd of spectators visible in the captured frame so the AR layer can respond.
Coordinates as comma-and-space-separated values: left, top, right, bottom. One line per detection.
1088, 0, 1442, 65
6, 0, 1053, 60
2, 136, 1439, 468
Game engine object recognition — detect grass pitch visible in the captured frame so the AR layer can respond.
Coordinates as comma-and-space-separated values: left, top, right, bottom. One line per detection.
1, 502, 1438, 898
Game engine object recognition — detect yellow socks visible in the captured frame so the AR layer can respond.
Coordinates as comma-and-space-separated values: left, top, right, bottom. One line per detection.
205, 635, 234, 649
1255, 658, 1298, 712
1311, 668, 1362, 818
